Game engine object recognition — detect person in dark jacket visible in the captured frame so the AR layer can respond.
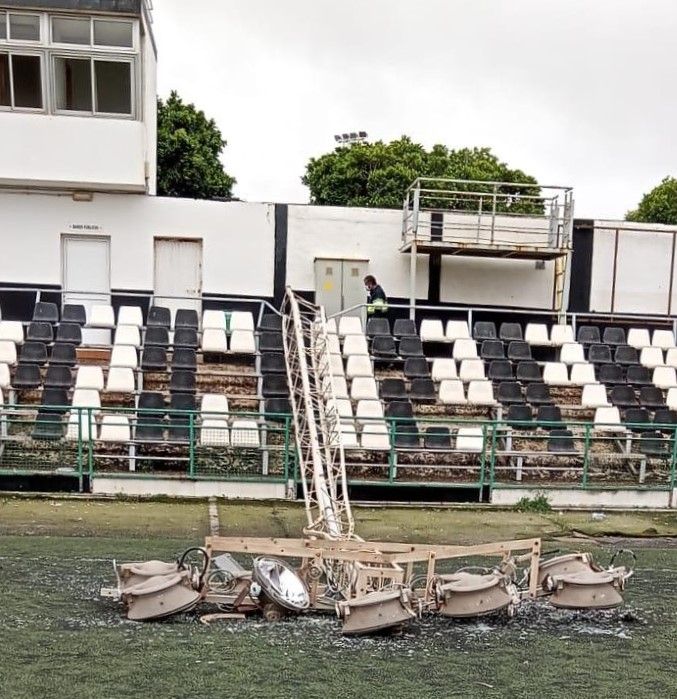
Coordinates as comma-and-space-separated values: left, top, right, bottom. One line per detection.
364, 275, 388, 315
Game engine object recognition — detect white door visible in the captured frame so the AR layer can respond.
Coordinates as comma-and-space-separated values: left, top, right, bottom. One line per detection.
314, 258, 369, 323
154, 239, 203, 323
62, 235, 111, 345
341, 259, 369, 320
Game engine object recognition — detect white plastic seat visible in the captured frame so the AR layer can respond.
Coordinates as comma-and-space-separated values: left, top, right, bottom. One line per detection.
230, 330, 255, 354
420, 319, 445, 342
453, 338, 478, 360
439, 379, 467, 405
201, 328, 228, 353
99, 415, 131, 442
329, 353, 346, 377
543, 362, 570, 386
338, 316, 363, 337
200, 394, 229, 415
456, 427, 484, 452
0, 320, 23, 344
459, 359, 485, 382
327, 333, 341, 355
324, 318, 338, 335
117, 306, 143, 328
431, 358, 457, 381
593, 406, 623, 432
360, 422, 390, 450
328, 376, 349, 399
67, 412, 94, 441
345, 355, 372, 379
0, 363, 9, 389
570, 363, 597, 386
445, 320, 471, 342
653, 366, 677, 389
640, 347, 664, 369
550, 324, 574, 346
342, 334, 369, 357
627, 328, 651, 349
88, 304, 115, 329
355, 399, 384, 424
231, 419, 260, 447
114, 325, 141, 347
72, 388, 101, 412
525, 323, 550, 346
665, 348, 677, 369
652, 329, 676, 350
350, 377, 378, 401
667, 387, 677, 410
340, 422, 359, 448
581, 383, 610, 408
0, 387, 3, 405
105, 367, 135, 393
200, 418, 230, 446
466, 379, 497, 406
202, 310, 227, 331
110, 345, 138, 369
0, 341, 16, 366
560, 342, 585, 365
229, 311, 254, 332
333, 398, 353, 419
75, 366, 104, 391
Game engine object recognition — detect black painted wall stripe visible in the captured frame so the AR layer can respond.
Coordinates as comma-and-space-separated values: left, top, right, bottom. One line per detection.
568, 219, 594, 313
273, 204, 289, 308
428, 212, 443, 303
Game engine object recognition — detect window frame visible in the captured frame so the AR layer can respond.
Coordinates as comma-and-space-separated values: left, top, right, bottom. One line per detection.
0, 48, 46, 113
50, 14, 137, 52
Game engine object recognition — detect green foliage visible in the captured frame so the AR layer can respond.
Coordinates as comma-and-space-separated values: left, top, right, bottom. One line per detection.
513, 493, 552, 513
627, 176, 677, 225
157, 91, 235, 199
302, 136, 542, 213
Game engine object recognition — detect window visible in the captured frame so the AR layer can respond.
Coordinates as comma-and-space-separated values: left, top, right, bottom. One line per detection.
51, 16, 134, 49
9, 14, 40, 42
95, 60, 130, 113
54, 56, 91, 111
93, 19, 133, 48
0, 52, 43, 109
52, 16, 89, 45
0, 14, 6, 41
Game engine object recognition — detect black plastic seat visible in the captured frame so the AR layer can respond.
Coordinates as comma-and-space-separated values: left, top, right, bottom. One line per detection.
473, 321, 497, 341
499, 322, 523, 342
423, 426, 451, 449
481, 340, 505, 360
548, 429, 575, 452
33, 302, 58, 323
596, 364, 623, 386
262, 374, 288, 398
170, 393, 196, 412
403, 357, 430, 379
577, 325, 601, 345
32, 411, 64, 440
371, 335, 398, 359
603, 327, 626, 346
264, 398, 291, 419
145, 327, 169, 348
527, 383, 553, 406
409, 378, 436, 402
27, 322, 53, 343
653, 408, 677, 433
639, 431, 670, 456
366, 317, 391, 338
385, 400, 414, 420
173, 328, 198, 349
507, 341, 532, 361
175, 308, 199, 330
516, 361, 541, 383
258, 313, 282, 332
380, 379, 407, 401
138, 391, 165, 411
62, 304, 86, 325
44, 365, 72, 389
41, 388, 69, 411
147, 305, 171, 329
626, 365, 652, 386
615, 345, 639, 366
537, 405, 564, 429
19, 342, 48, 365
169, 369, 196, 394
55, 323, 82, 345
141, 347, 167, 371
398, 337, 424, 358
172, 348, 197, 370
135, 413, 165, 441
393, 422, 419, 448
259, 332, 284, 352
622, 407, 651, 432
488, 360, 513, 382
12, 363, 41, 389
610, 385, 638, 408
639, 386, 665, 409
261, 352, 286, 374
393, 319, 417, 338
497, 381, 524, 405
506, 404, 534, 429
50, 343, 76, 367
588, 344, 612, 364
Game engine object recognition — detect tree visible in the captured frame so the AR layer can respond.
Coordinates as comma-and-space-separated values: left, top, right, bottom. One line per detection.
302, 137, 542, 213
626, 177, 677, 225
157, 91, 235, 199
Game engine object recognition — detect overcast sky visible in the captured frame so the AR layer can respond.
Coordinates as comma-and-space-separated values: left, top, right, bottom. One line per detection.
152, 0, 677, 219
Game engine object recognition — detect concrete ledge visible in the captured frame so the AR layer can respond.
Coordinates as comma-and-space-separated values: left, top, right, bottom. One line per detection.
491, 487, 671, 509
92, 477, 287, 499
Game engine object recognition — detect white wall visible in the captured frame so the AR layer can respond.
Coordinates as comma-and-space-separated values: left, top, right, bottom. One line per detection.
141, 10, 158, 196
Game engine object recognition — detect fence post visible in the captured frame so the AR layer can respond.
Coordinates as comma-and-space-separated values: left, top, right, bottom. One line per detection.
87, 407, 94, 481
478, 423, 488, 501
283, 415, 290, 481
76, 406, 83, 493
388, 419, 397, 483
669, 426, 677, 492
487, 420, 498, 496
188, 412, 195, 477
582, 423, 591, 488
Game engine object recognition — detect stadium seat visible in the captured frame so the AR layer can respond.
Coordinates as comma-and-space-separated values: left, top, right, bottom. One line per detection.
145, 326, 169, 348
638, 431, 670, 456
550, 324, 574, 346
42, 388, 69, 410
114, 325, 141, 348
524, 323, 550, 346
543, 362, 569, 386
360, 422, 390, 450
43, 365, 72, 389
627, 365, 652, 386
627, 328, 651, 349
560, 342, 585, 364
588, 344, 612, 364
138, 391, 164, 411
506, 404, 534, 430
231, 419, 260, 447
665, 348, 677, 369
258, 332, 283, 352
99, 415, 131, 442
72, 388, 101, 412
594, 406, 623, 432
203, 310, 227, 331
393, 422, 420, 448
653, 366, 677, 389
366, 317, 390, 338
356, 399, 384, 424
622, 408, 651, 433
652, 329, 675, 349
480, 340, 504, 360
409, 378, 436, 402
639, 386, 665, 409
420, 319, 445, 342
431, 358, 456, 381
609, 386, 637, 408
570, 362, 597, 386
170, 370, 196, 394
488, 360, 513, 382
88, 304, 115, 329
507, 341, 532, 361
350, 377, 378, 400
516, 361, 541, 383
324, 333, 341, 355
653, 408, 677, 432
12, 363, 41, 389
423, 426, 452, 449
33, 302, 58, 323
328, 376, 349, 399
229, 311, 254, 332
147, 305, 171, 329
201, 393, 229, 415
117, 306, 143, 328
328, 353, 346, 377
264, 398, 291, 418
201, 329, 228, 353
346, 355, 372, 379
459, 359, 485, 381
379, 378, 407, 401
200, 418, 230, 446
339, 422, 358, 448
230, 330, 256, 354
577, 326, 600, 345
67, 412, 93, 441
135, 405, 165, 441
332, 398, 353, 419
259, 313, 283, 332
526, 383, 553, 405
0, 363, 9, 389
0, 341, 17, 365
19, 342, 47, 365
141, 347, 167, 371
0, 320, 23, 344
497, 381, 524, 405
667, 388, 677, 411
371, 336, 398, 359
537, 405, 563, 429
598, 364, 624, 385
445, 320, 471, 342
170, 393, 196, 413
456, 427, 484, 452
172, 348, 197, 370
342, 334, 369, 357
581, 383, 610, 408
261, 352, 286, 374
106, 367, 135, 393
56, 323, 82, 345
466, 379, 497, 406
110, 346, 138, 369
338, 316, 363, 337
615, 345, 639, 366
34, 411, 65, 440
175, 309, 199, 330
27, 322, 52, 343
262, 374, 288, 398
439, 379, 466, 405
62, 304, 86, 325
399, 337, 424, 358
603, 327, 626, 346
548, 429, 575, 453
168, 393, 195, 442
50, 343, 76, 366
393, 319, 418, 338
385, 400, 414, 420
452, 338, 478, 360
473, 321, 497, 341
499, 322, 523, 342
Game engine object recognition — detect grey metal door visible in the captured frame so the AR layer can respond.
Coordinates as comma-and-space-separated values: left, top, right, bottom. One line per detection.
314, 258, 369, 321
